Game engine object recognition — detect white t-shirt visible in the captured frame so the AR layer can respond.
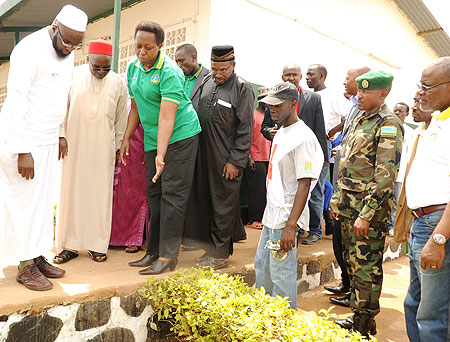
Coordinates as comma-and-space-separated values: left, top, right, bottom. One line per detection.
317, 87, 352, 137
262, 120, 323, 230
0, 27, 75, 153
406, 113, 450, 209
396, 123, 415, 182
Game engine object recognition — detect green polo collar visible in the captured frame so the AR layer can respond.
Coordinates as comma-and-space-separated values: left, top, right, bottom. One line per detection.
188, 64, 203, 80
134, 51, 165, 73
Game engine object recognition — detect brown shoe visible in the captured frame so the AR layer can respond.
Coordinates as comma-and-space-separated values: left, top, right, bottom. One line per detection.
34, 256, 65, 278
16, 264, 53, 291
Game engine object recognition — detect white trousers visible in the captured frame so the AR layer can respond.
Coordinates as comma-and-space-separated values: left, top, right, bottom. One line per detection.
0, 143, 58, 266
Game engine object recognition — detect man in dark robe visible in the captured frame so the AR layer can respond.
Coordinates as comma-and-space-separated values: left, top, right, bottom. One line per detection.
184, 45, 254, 269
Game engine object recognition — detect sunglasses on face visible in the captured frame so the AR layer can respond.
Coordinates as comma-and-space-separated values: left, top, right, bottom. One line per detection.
89, 60, 111, 73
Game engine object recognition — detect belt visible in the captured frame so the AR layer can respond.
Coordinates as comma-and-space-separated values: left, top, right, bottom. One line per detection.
411, 204, 447, 219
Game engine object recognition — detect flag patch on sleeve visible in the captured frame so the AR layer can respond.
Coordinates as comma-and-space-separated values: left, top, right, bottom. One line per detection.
380, 126, 397, 137
305, 161, 312, 171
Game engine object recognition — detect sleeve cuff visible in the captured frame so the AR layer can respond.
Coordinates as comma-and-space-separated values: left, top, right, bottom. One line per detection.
161, 97, 180, 105
359, 205, 376, 222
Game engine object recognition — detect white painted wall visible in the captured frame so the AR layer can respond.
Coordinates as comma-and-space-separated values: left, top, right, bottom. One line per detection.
0, 0, 439, 112
207, 0, 438, 109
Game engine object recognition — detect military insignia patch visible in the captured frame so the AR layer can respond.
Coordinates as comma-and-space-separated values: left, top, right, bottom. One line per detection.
305, 161, 312, 171
151, 74, 160, 84
361, 79, 369, 88
380, 126, 397, 137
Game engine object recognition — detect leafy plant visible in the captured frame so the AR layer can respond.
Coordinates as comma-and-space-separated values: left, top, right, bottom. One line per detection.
138, 268, 376, 342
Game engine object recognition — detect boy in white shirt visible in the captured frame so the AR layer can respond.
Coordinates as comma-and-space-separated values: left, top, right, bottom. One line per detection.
254, 82, 323, 308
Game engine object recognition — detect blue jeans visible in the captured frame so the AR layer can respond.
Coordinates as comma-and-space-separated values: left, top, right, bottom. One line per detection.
308, 164, 328, 238
404, 210, 450, 342
254, 226, 298, 309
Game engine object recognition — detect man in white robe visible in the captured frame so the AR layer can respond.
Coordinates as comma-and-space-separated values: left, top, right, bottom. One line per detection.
0, 5, 87, 291
56, 39, 127, 263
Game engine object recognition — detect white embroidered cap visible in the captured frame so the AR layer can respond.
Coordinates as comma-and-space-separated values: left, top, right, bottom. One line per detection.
55, 5, 88, 32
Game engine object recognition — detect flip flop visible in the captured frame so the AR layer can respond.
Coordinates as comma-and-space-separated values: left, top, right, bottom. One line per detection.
246, 221, 264, 230
125, 245, 141, 253
196, 256, 228, 270
88, 250, 107, 262
53, 250, 79, 264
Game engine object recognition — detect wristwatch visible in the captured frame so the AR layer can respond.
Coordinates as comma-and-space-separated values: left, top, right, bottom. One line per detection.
432, 233, 447, 245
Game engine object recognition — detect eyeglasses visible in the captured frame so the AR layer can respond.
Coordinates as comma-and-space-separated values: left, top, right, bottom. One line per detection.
89, 60, 111, 73
416, 80, 450, 92
56, 26, 82, 50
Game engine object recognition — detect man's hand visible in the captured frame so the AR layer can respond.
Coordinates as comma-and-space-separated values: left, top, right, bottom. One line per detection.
119, 138, 130, 166
222, 162, 239, 180
58, 137, 68, 160
17, 153, 34, 180
280, 224, 296, 253
353, 217, 370, 237
247, 157, 256, 172
269, 124, 279, 139
323, 161, 329, 168
327, 129, 336, 141
421, 238, 445, 270
152, 154, 165, 183
331, 210, 339, 220
332, 146, 341, 158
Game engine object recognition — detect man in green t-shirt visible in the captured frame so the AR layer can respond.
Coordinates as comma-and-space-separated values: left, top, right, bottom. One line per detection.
175, 43, 209, 111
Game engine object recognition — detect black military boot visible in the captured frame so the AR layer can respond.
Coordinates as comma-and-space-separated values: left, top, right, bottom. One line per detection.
335, 313, 376, 337
323, 210, 334, 235
353, 313, 377, 336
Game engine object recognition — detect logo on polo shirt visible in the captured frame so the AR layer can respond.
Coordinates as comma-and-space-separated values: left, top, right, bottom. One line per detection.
151, 74, 160, 84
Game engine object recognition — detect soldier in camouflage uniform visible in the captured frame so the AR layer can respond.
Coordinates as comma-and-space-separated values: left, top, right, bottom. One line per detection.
330, 70, 403, 336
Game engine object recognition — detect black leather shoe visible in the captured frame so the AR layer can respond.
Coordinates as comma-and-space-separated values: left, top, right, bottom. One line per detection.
139, 258, 178, 275
301, 233, 321, 245
324, 282, 350, 295
329, 293, 350, 307
335, 313, 376, 336
129, 254, 158, 267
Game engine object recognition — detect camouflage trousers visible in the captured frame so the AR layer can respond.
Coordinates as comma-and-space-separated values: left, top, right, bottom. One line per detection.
341, 216, 386, 316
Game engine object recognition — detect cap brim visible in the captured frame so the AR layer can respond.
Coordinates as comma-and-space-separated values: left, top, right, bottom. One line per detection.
260, 95, 285, 105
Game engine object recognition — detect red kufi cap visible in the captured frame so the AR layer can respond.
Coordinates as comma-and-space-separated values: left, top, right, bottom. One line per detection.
88, 39, 113, 56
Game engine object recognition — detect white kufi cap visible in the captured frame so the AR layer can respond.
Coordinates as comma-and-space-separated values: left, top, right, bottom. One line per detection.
55, 5, 88, 32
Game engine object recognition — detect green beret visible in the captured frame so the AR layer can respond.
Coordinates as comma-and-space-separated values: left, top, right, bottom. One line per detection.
356, 70, 394, 90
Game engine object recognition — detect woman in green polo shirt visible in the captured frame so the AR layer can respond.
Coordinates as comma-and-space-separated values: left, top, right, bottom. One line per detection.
119, 20, 201, 275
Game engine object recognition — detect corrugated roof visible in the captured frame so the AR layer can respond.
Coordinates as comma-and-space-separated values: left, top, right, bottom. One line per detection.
0, 0, 142, 59
391, 0, 450, 57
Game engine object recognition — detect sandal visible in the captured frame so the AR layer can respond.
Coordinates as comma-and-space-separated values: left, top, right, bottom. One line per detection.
53, 250, 79, 264
88, 250, 107, 262
196, 256, 228, 270
125, 245, 141, 253
195, 252, 209, 263
246, 221, 264, 230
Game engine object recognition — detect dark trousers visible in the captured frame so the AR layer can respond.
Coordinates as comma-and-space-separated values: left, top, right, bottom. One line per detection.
244, 161, 268, 223
333, 219, 350, 286
145, 135, 198, 259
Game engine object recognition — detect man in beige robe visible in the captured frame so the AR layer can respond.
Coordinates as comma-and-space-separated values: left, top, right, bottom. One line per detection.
56, 39, 127, 263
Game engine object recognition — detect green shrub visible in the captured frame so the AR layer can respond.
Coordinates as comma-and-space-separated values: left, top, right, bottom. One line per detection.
138, 268, 376, 342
